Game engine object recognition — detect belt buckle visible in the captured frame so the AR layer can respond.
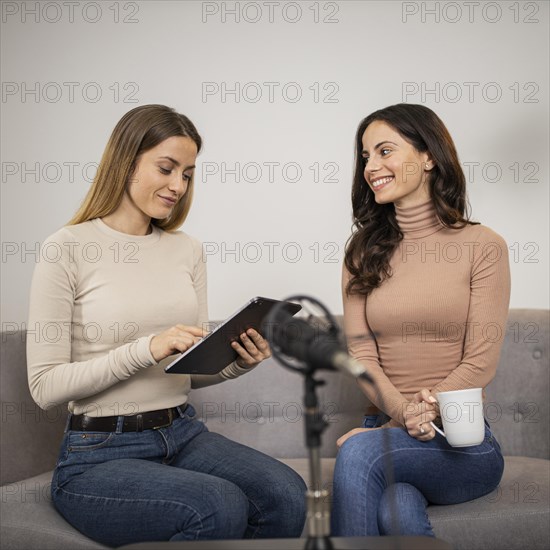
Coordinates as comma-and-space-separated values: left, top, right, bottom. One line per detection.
153, 408, 174, 430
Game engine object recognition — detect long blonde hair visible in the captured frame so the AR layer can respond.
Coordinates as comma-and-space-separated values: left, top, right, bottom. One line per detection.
68, 104, 202, 231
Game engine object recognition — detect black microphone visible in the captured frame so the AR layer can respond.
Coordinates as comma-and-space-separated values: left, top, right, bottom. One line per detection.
268, 313, 371, 381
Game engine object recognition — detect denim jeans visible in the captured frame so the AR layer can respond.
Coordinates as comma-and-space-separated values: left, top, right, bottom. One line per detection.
51, 404, 306, 547
331, 414, 504, 537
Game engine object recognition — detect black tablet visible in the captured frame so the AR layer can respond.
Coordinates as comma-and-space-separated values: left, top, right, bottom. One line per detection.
164, 297, 301, 375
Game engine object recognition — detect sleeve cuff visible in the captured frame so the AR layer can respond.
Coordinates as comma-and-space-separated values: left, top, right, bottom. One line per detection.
219, 360, 258, 380
137, 334, 158, 367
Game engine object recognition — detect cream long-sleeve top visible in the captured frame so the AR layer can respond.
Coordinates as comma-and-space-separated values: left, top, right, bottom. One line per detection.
27, 218, 255, 416
343, 200, 511, 426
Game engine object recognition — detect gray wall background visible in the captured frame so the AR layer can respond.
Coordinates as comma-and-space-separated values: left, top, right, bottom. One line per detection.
1, 0, 549, 328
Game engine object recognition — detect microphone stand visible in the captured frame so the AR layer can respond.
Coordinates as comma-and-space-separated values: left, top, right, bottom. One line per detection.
263, 296, 342, 550
264, 295, 403, 550
303, 370, 333, 550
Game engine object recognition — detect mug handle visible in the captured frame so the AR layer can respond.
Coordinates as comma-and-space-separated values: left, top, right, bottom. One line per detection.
430, 421, 445, 438
429, 395, 444, 437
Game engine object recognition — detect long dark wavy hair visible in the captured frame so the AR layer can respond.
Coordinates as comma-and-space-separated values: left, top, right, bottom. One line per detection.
344, 103, 477, 296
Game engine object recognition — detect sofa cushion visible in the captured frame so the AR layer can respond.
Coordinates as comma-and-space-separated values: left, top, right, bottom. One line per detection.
0, 330, 67, 485
485, 309, 549, 459
0, 472, 108, 550
4, 456, 547, 550
427, 456, 550, 550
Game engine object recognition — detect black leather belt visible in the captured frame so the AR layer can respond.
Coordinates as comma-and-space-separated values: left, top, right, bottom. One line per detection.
69, 404, 187, 432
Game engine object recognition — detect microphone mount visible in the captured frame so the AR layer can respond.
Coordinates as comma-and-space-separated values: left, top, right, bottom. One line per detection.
263, 294, 344, 375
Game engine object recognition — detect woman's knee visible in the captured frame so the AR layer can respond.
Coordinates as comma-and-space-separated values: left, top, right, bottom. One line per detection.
377, 483, 432, 536
185, 478, 249, 539
246, 462, 307, 535
334, 432, 386, 485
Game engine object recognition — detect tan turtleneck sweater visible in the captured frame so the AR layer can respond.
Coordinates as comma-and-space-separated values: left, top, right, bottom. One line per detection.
343, 201, 511, 426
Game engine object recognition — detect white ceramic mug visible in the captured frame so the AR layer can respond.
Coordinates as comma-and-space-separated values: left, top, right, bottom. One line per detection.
429, 388, 485, 447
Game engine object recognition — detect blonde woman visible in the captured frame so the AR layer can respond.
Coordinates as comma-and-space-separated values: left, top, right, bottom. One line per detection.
27, 104, 306, 546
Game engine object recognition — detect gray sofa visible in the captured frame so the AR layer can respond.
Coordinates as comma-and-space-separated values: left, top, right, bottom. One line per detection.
1, 309, 549, 550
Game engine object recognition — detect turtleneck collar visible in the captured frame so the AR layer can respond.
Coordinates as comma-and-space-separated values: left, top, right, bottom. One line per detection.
395, 200, 443, 239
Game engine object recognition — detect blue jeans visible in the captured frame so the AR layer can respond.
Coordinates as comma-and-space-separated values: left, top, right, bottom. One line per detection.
51, 404, 306, 547
331, 414, 504, 536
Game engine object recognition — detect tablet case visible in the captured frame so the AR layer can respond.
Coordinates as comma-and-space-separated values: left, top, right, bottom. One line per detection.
164, 297, 301, 375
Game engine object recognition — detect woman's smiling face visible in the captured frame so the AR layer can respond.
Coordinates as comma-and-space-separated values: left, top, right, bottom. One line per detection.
127, 135, 197, 221
361, 120, 433, 208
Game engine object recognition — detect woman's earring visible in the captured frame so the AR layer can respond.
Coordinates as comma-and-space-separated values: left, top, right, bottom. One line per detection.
425, 163, 430, 169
